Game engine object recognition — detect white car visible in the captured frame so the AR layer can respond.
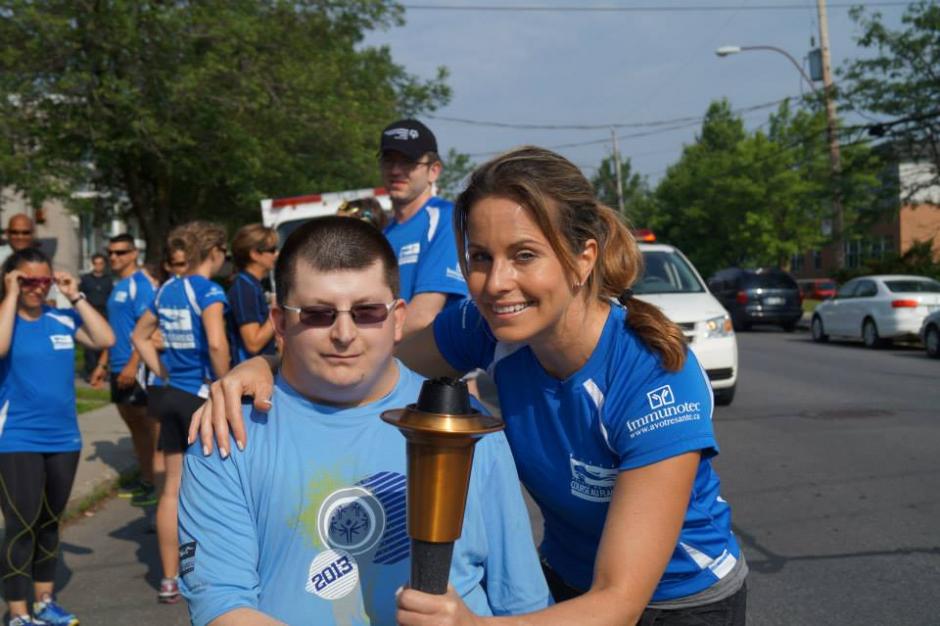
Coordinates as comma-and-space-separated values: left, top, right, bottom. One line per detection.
636, 243, 738, 406
811, 274, 940, 348
920, 310, 940, 359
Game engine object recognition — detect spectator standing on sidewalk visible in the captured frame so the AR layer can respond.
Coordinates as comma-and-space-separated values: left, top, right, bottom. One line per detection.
226, 224, 278, 365
379, 119, 468, 337
91, 234, 161, 508
79, 253, 112, 381
0, 248, 114, 626
132, 222, 230, 605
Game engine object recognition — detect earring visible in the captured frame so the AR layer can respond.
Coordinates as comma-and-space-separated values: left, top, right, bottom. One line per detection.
573, 280, 583, 289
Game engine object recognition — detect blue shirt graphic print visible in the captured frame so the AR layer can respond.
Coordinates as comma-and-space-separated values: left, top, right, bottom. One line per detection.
178, 364, 550, 626
382, 196, 467, 304
433, 301, 741, 602
0, 307, 83, 452
106, 270, 155, 372
150, 275, 227, 397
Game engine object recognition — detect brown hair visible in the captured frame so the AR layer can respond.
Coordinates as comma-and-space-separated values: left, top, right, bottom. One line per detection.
274, 215, 399, 305
169, 221, 226, 271
337, 198, 388, 231
231, 223, 278, 270
454, 146, 686, 371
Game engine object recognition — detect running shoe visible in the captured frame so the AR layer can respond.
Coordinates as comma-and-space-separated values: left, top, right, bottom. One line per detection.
130, 483, 157, 507
117, 477, 144, 499
158, 577, 181, 604
32, 597, 77, 626
9, 615, 47, 626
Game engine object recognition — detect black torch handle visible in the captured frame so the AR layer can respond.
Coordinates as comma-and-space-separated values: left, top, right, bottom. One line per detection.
410, 539, 454, 594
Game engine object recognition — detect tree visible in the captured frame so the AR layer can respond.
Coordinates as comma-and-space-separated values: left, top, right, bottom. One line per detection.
0, 1, 450, 258
591, 155, 657, 227
436, 148, 475, 201
840, 1, 940, 194
654, 99, 880, 276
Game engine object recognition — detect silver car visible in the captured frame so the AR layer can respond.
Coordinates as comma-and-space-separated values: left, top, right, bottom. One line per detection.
810, 274, 940, 348
920, 310, 940, 358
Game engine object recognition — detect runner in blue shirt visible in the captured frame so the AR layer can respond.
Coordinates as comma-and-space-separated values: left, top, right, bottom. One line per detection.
226, 223, 278, 364
379, 119, 468, 337
180, 216, 549, 625
132, 221, 230, 605
201, 148, 747, 626
0, 248, 114, 626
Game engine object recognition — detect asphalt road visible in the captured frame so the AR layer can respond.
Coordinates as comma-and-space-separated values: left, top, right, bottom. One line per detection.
712, 329, 939, 626
47, 329, 939, 625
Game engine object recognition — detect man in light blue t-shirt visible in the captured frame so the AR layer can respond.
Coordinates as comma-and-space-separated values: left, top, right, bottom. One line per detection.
178, 216, 550, 625
379, 119, 468, 338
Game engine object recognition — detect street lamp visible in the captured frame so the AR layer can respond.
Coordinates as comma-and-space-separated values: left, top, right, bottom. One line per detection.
716, 42, 846, 270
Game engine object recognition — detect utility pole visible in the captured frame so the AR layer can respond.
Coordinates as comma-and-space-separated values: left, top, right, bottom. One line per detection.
610, 128, 625, 215
817, 0, 846, 269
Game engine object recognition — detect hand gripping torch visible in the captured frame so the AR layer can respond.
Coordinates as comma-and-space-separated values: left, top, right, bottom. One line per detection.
381, 377, 503, 594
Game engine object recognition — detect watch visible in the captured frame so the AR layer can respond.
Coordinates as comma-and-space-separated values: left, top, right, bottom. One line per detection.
69, 292, 87, 306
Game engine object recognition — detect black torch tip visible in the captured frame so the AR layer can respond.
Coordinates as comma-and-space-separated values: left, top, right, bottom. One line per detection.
416, 377, 472, 416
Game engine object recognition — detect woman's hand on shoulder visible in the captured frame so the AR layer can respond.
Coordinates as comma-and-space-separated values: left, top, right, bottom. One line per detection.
396, 585, 484, 626
188, 356, 276, 457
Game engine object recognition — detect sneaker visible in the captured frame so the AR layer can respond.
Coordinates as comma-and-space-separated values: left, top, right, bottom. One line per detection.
32, 598, 77, 626
117, 477, 144, 499
9, 616, 47, 626
130, 483, 157, 507
158, 577, 180, 604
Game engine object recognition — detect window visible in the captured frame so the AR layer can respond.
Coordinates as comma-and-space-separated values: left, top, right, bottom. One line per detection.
855, 280, 878, 298
635, 250, 706, 294
813, 250, 822, 270
845, 239, 861, 269
885, 279, 940, 293
836, 281, 857, 298
791, 253, 804, 272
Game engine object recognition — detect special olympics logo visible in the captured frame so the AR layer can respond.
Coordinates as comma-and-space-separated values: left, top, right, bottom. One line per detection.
317, 487, 386, 555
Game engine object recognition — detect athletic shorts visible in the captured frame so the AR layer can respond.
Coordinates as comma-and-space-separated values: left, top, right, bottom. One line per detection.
158, 386, 204, 453
110, 373, 148, 406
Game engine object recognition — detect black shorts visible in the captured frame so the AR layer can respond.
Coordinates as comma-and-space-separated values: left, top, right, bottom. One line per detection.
110, 373, 148, 406
158, 386, 204, 453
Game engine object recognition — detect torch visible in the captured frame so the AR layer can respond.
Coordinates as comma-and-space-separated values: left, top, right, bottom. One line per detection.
381, 377, 504, 594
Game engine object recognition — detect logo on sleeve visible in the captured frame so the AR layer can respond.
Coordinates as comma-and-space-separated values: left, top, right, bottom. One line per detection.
398, 242, 420, 265
49, 335, 74, 350
114, 291, 128, 303
306, 548, 359, 600
569, 457, 617, 502
647, 385, 674, 409
179, 541, 197, 576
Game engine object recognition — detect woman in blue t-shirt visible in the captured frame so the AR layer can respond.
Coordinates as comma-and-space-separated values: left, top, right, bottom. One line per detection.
0, 248, 114, 626
195, 148, 747, 625
131, 221, 230, 604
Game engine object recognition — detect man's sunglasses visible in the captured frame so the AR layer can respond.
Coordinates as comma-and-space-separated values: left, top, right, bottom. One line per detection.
281, 301, 397, 328
18, 276, 53, 289
107, 248, 134, 256
7, 229, 33, 236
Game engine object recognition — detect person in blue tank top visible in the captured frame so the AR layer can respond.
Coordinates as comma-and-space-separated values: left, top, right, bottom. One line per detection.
379, 119, 468, 337
226, 223, 278, 364
132, 221, 230, 605
199, 148, 748, 625
178, 216, 550, 625
0, 248, 114, 626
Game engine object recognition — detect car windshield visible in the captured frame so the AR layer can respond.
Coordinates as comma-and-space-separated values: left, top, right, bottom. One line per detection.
885, 279, 940, 293
635, 250, 705, 294
819, 281, 836, 290
742, 272, 798, 290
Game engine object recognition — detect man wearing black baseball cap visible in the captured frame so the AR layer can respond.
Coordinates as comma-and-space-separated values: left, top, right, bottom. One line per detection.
378, 119, 468, 337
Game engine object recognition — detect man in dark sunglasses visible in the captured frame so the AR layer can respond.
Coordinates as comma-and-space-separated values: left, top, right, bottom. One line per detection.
178, 216, 549, 625
0, 214, 39, 269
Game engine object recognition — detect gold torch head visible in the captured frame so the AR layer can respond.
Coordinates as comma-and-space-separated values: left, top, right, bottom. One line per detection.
380, 378, 504, 543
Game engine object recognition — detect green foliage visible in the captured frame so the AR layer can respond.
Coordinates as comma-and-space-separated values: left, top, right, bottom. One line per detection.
436, 148, 475, 201
0, 0, 450, 258
840, 1, 940, 191
652, 99, 881, 277
590, 155, 657, 227
833, 240, 940, 283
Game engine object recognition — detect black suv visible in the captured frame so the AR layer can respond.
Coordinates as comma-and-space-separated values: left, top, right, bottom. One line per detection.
708, 268, 803, 331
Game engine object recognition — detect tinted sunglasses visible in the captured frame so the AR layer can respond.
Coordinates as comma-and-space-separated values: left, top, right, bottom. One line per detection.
256, 245, 278, 254
18, 276, 53, 289
107, 248, 134, 256
281, 301, 397, 328
7, 229, 33, 236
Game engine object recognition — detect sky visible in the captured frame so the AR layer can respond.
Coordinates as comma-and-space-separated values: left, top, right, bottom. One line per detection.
364, 1, 911, 185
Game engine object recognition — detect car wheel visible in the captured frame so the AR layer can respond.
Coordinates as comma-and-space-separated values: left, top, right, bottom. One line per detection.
926, 325, 940, 359
714, 384, 736, 406
862, 318, 885, 349
811, 316, 828, 343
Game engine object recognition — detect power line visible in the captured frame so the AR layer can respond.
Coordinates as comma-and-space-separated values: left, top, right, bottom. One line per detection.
401, 2, 909, 13
431, 97, 792, 131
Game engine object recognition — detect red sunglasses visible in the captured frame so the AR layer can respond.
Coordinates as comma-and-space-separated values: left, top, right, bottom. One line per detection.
18, 276, 53, 289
